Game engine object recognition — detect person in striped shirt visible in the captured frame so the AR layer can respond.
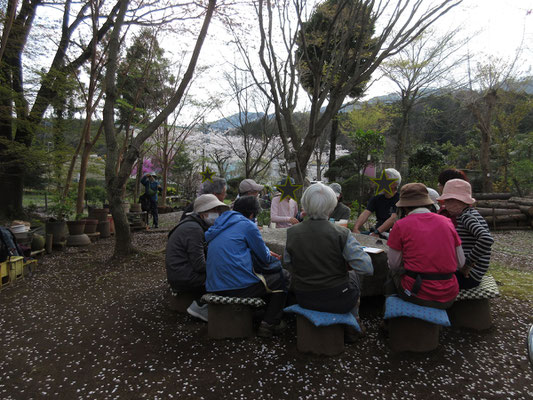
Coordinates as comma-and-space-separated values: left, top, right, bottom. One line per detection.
437, 179, 494, 289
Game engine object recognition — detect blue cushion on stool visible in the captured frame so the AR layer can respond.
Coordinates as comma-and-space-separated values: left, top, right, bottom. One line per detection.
384, 296, 451, 326
284, 304, 361, 332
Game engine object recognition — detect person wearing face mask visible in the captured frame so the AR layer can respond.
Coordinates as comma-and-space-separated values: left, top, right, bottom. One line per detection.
205, 195, 290, 338
166, 194, 229, 322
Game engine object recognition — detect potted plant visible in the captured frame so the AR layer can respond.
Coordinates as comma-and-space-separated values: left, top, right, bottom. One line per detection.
66, 214, 86, 236
45, 198, 73, 245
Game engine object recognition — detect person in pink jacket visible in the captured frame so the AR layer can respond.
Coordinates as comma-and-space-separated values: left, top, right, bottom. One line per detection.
270, 182, 299, 228
386, 183, 464, 309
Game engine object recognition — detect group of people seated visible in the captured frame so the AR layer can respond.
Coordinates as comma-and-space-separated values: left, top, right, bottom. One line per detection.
165, 168, 493, 340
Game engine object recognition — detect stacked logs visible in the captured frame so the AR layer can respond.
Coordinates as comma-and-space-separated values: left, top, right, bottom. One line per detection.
473, 193, 533, 231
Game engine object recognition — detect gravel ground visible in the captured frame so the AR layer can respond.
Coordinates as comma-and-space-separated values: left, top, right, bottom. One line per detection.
1, 212, 532, 399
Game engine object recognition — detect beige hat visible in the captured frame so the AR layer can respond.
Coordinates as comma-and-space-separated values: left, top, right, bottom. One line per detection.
436, 179, 476, 205
396, 183, 434, 208
239, 179, 264, 194
193, 194, 229, 214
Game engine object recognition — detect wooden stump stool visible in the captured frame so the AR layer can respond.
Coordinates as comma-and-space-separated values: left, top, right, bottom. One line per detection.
296, 315, 344, 356
208, 303, 254, 339
388, 317, 440, 352
202, 294, 265, 340
447, 299, 492, 331
447, 275, 499, 331
167, 290, 201, 313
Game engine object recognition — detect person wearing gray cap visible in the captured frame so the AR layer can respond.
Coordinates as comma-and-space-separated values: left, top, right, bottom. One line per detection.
329, 183, 351, 221
239, 178, 264, 197
166, 194, 230, 322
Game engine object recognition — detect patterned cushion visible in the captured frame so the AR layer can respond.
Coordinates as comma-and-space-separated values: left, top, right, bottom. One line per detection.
201, 293, 265, 308
384, 295, 451, 326
456, 274, 500, 300
283, 304, 361, 332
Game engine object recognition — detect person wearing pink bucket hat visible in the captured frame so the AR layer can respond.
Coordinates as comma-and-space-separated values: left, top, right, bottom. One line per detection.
437, 179, 494, 289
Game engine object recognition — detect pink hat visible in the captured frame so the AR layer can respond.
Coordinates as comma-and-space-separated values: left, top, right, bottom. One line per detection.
436, 179, 476, 205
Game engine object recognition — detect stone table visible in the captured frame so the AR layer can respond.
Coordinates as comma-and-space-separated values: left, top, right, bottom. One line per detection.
261, 227, 389, 297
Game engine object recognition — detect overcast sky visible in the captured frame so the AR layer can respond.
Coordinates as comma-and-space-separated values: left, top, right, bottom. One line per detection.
28, 0, 533, 120
185, 0, 533, 117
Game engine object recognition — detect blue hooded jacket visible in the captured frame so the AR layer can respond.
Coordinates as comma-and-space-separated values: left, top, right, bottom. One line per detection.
205, 210, 276, 292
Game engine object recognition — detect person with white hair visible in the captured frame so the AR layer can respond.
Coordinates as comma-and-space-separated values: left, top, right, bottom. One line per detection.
353, 168, 401, 237
284, 183, 373, 342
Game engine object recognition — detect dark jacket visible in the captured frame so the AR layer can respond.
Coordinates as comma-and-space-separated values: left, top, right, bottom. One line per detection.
165, 213, 209, 289
285, 219, 351, 291
141, 175, 159, 201
330, 201, 351, 221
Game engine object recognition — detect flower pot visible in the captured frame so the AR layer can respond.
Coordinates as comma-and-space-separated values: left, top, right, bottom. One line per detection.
67, 220, 86, 236
45, 220, 67, 245
97, 220, 111, 238
66, 234, 91, 247
89, 208, 108, 222
130, 203, 142, 212
82, 219, 98, 234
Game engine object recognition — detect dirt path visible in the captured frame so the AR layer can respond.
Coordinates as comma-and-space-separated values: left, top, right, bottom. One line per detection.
1, 215, 532, 399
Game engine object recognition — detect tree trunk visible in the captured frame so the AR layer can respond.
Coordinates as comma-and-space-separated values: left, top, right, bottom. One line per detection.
315, 150, 321, 181
0, 172, 24, 217
509, 197, 533, 206
394, 109, 409, 173
472, 193, 512, 200
161, 153, 168, 206
475, 200, 520, 209
483, 214, 527, 224
134, 156, 143, 202
76, 140, 92, 215
479, 128, 492, 192
328, 115, 338, 181
476, 207, 520, 216
103, 0, 217, 257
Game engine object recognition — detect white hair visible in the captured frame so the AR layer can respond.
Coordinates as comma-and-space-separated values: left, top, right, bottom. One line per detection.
385, 168, 401, 186
301, 183, 338, 220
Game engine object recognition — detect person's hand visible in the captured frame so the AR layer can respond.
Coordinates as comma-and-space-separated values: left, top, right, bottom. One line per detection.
289, 217, 299, 225
369, 232, 379, 238
353, 228, 361, 234
460, 262, 473, 278
270, 251, 281, 260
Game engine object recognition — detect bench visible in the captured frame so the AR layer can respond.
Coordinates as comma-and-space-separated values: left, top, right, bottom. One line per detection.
202, 294, 265, 339
284, 304, 361, 356
447, 274, 500, 331
384, 296, 451, 352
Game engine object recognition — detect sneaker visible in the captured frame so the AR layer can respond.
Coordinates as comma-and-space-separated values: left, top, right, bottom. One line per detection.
257, 320, 287, 338
187, 301, 208, 322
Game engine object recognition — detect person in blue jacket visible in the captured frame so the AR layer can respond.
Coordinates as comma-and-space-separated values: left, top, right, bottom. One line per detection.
205, 195, 290, 338
141, 172, 161, 228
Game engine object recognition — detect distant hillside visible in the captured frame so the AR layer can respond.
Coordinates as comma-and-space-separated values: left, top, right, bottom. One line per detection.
208, 112, 264, 131
208, 79, 533, 131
